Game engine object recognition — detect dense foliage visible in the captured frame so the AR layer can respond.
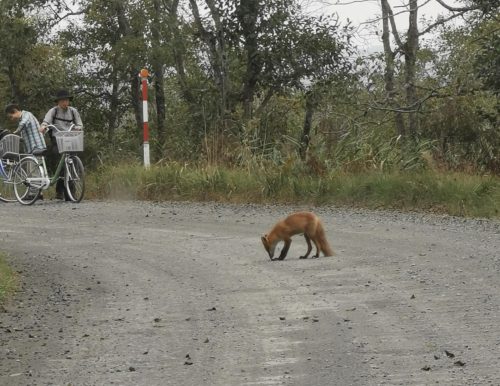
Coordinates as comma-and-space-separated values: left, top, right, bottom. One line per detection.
0, 0, 498, 173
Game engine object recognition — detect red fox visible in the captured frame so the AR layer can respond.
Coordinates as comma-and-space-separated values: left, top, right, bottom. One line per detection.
261, 211, 334, 261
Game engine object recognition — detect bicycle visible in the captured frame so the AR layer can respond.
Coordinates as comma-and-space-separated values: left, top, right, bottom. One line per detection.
13, 125, 85, 205
0, 132, 22, 203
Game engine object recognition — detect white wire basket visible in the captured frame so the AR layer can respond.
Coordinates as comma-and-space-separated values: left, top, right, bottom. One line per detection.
0, 134, 20, 158
55, 131, 84, 153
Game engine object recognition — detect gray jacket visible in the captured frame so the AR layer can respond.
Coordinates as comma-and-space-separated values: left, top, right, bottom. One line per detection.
42, 106, 83, 131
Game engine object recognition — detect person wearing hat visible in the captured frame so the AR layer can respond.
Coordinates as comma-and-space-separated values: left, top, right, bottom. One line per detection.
39, 89, 83, 199
40, 89, 83, 133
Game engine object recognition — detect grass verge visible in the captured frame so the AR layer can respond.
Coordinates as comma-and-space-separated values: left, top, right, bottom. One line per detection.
85, 163, 500, 218
0, 253, 17, 305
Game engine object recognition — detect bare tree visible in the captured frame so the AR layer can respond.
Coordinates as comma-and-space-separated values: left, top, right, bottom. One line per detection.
405, 0, 419, 138
377, 0, 483, 139
380, 0, 405, 137
189, 0, 230, 116
168, 0, 195, 104
108, 58, 121, 144
237, 0, 262, 119
205, 0, 231, 114
113, 1, 143, 136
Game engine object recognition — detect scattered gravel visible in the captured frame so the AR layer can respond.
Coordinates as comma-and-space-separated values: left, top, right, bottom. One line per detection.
0, 200, 499, 385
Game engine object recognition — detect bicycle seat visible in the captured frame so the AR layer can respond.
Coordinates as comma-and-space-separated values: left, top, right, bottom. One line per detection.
32, 148, 49, 156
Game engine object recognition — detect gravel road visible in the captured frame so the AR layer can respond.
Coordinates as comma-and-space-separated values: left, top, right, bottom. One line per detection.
0, 200, 499, 386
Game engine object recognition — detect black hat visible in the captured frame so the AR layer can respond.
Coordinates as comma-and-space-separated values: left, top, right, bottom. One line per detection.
53, 89, 73, 102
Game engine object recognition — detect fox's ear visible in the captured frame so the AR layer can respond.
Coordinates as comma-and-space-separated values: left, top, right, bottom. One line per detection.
261, 235, 268, 245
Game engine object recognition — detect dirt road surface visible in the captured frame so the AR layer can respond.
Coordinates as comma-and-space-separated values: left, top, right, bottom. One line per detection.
0, 200, 499, 385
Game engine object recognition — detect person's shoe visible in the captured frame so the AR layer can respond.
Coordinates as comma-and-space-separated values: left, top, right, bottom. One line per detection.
55, 179, 65, 200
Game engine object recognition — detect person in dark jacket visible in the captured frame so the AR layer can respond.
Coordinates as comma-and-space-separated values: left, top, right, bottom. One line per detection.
39, 89, 83, 200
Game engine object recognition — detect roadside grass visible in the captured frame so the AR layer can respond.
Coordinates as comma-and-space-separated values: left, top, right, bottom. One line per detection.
86, 163, 500, 218
0, 253, 17, 305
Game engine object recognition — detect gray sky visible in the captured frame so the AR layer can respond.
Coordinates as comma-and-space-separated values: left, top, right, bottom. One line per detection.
305, 0, 462, 51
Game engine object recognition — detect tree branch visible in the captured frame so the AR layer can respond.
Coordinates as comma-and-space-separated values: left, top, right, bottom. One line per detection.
318, 0, 378, 6
360, 0, 432, 25
435, 0, 476, 12
418, 10, 468, 36
43, 1, 88, 27
385, 1, 404, 50
56, 9, 87, 23
367, 89, 439, 113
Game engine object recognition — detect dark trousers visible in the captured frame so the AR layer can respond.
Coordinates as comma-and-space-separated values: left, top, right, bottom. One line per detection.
48, 134, 65, 195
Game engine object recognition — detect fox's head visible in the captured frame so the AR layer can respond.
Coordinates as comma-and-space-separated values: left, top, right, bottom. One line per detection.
261, 234, 277, 260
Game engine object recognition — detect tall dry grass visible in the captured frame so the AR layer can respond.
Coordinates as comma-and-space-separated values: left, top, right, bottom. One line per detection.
86, 161, 500, 218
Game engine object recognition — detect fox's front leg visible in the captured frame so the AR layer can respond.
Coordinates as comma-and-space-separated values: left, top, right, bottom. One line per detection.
277, 239, 291, 260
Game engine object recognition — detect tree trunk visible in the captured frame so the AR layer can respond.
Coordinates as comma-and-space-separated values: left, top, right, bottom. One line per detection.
189, 0, 224, 108
205, 0, 230, 114
300, 92, 315, 159
405, 0, 419, 139
153, 67, 166, 144
130, 69, 143, 138
238, 0, 261, 119
168, 0, 194, 104
151, 0, 166, 145
381, 0, 405, 137
113, 1, 142, 136
108, 62, 120, 144
7, 64, 23, 104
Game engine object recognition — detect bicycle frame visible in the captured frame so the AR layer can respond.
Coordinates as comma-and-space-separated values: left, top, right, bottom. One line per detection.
24, 123, 80, 190
0, 159, 8, 179
19, 124, 84, 204
25, 153, 67, 190
0, 158, 16, 193
0, 157, 17, 202
50, 154, 67, 186
1, 155, 21, 180
0, 151, 22, 178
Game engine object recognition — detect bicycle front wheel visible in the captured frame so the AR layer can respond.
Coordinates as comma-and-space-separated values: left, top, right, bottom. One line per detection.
64, 155, 85, 203
0, 161, 16, 202
13, 157, 42, 205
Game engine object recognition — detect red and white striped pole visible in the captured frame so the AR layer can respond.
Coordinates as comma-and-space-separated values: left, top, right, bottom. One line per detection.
140, 68, 150, 168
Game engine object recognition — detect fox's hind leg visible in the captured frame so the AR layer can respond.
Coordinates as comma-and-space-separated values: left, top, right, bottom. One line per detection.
300, 234, 313, 259
311, 238, 321, 258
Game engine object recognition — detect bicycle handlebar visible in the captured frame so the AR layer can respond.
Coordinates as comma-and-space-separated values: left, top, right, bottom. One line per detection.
45, 124, 78, 132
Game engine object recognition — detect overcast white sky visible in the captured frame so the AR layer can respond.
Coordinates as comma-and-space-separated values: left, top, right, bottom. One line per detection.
304, 0, 462, 51
55, 0, 464, 54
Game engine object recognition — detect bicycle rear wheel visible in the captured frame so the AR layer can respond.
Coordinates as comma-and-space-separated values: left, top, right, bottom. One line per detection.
64, 155, 85, 202
0, 160, 16, 202
13, 157, 42, 205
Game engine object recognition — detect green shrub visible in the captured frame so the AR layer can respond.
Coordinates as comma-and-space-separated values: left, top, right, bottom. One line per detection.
0, 254, 16, 304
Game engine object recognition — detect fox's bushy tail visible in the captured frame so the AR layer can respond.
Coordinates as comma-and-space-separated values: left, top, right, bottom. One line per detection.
317, 221, 334, 256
